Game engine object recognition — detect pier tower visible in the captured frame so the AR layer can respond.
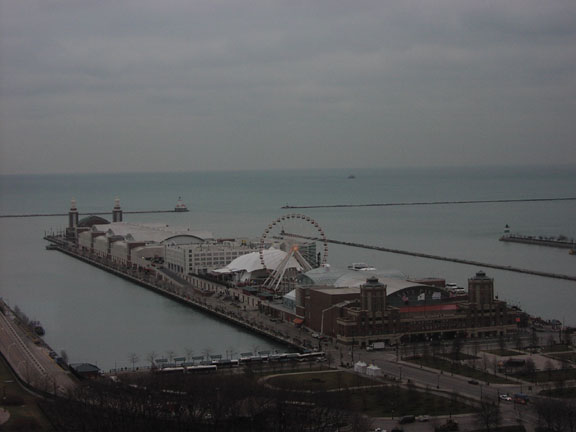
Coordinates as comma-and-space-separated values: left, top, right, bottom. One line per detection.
468, 270, 494, 305
68, 199, 79, 228
112, 198, 123, 222
360, 276, 387, 314
66, 198, 80, 240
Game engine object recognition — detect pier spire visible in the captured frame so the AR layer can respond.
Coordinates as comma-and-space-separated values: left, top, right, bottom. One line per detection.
113, 197, 123, 222
68, 198, 79, 228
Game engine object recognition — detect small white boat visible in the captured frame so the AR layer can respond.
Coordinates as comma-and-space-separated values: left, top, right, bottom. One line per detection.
348, 263, 376, 271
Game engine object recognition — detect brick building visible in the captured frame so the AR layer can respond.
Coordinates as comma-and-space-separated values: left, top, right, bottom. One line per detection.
292, 271, 520, 346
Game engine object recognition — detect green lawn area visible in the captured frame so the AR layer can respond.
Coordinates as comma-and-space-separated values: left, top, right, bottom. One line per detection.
513, 368, 576, 383
405, 356, 516, 384
0, 356, 54, 431
266, 370, 380, 391
471, 426, 526, 432
483, 349, 524, 357
541, 344, 573, 353
441, 352, 480, 361
265, 371, 475, 416
538, 387, 576, 398
348, 385, 474, 417
546, 351, 576, 363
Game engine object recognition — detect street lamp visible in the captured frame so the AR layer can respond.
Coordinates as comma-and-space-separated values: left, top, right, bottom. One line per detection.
437, 373, 440, 389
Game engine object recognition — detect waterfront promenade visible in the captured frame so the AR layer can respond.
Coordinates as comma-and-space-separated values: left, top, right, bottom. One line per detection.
0, 300, 77, 396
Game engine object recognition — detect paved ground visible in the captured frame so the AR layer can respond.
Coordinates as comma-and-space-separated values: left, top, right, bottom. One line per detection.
0, 408, 9, 427
0, 304, 77, 396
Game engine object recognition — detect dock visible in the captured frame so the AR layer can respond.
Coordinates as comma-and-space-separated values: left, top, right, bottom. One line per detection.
500, 234, 576, 249
281, 197, 576, 209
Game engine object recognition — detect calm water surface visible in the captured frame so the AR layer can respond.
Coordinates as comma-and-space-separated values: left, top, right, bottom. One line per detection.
1, 166, 575, 370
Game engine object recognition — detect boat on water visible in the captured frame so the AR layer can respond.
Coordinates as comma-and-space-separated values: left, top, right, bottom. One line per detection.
446, 283, 466, 296
347, 174, 356, 179
348, 263, 376, 271
174, 197, 189, 212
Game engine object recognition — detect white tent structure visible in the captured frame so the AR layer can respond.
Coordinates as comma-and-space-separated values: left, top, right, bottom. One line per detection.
353, 361, 367, 374
366, 364, 383, 377
213, 247, 303, 282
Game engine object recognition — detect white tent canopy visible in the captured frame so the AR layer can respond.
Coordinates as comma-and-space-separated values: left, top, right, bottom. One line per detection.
213, 247, 303, 274
366, 364, 382, 377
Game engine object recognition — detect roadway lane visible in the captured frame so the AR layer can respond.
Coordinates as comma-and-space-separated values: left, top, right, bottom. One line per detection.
0, 308, 77, 395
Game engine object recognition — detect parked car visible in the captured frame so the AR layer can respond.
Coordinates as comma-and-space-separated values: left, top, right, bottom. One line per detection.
468, 379, 479, 385
416, 415, 430, 422
499, 394, 512, 401
399, 415, 415, 424
435, 419, 459, 431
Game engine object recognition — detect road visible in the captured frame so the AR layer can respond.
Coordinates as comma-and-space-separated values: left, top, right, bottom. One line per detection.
0, 305, 77, 396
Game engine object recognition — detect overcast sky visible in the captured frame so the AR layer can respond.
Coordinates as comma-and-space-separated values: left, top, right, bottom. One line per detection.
1, 0, 575, 175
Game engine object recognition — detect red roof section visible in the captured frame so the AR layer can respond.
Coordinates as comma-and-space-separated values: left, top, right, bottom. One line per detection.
400, 304, 459, 313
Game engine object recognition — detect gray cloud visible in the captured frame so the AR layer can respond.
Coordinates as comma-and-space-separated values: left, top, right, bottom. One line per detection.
1, 0, 575, 174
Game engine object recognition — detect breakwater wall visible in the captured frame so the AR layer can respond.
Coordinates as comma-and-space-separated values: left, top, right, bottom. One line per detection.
43, 237, 304, 351
285, 233, 576, 282
2, 210, 178, 218
500, 235, 576, 249
282, 197, 576, 209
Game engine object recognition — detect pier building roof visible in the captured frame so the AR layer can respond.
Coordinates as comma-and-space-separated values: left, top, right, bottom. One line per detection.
78, 215, 110, 227
299, 265, 407, 288
90, 222, 212, 244
213, 247, 303, 274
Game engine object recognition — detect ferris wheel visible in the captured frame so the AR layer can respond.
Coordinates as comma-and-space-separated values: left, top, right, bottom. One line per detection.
259, 214, 328, 293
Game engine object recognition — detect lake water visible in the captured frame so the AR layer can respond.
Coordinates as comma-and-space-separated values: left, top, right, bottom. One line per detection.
1, 165, 575, 370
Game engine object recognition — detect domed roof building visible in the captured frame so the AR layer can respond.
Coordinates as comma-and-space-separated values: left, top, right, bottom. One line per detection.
78, 215, 110, 227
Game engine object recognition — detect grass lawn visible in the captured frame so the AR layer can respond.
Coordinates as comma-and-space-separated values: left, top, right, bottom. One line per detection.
513, 368, 576, 383
266, 370, 380, 392
483, 349, 524, 357
471, 426, 526, 432
538, 387, 576, 398
441, 352, 480, 361
266, 371, 475, 416
348, 386, 474, 417
546, 351, 576, 363
0, 356, 54, 431
542, 344, 573, 353
405, 356, 516, 384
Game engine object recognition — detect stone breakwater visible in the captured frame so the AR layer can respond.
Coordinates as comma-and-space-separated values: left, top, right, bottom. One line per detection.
499, 234, 576, 249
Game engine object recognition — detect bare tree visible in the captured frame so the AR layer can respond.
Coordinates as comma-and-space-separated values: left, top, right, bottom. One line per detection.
146, 351, 157, 368
475, 399, 502, 432
128, 353, 139, 371
202, 347, 213, 361
545, 359, 555, 382
60, 349, 69, 364
185, 347, 194, 361
524, 358, 536, 381
451, 336, 463, 360
497, 333, 506, 353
